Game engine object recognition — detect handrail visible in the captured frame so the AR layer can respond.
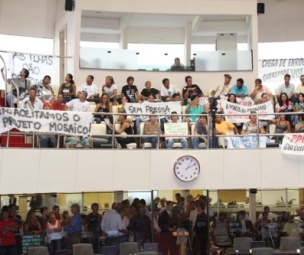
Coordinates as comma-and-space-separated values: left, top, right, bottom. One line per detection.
1, 110, 302, 149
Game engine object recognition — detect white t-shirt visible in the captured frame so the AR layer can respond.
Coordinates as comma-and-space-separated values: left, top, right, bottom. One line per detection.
161, 85, 177, 97
22, 98, 43, 110
103, 84, 117, 97
81, 83, 99, 98
66, 99, 90, 112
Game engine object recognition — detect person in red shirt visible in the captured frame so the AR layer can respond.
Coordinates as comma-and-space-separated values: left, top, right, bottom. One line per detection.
51, 93, 67, 111
0, 210, 18, 255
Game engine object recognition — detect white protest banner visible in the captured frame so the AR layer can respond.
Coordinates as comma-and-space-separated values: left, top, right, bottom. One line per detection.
281, 134, 304, 155
124, 102, 181, 120
221, 100, 274, 123
164, 122, 188, 139
9, 52, 58, 85
0, 108, 92, 136
258, 58, 304, 92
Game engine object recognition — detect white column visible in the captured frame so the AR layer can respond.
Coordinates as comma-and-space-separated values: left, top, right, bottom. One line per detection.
44, 194, 57, 210
114, 191, 124, 202
184, 22, 192, 67
249, 190, 257, 223
249, 14, 259, 78
119, 28, 129, 49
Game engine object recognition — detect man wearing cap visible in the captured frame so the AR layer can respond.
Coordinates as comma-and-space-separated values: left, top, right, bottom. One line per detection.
80, 75, 99, 103
211, 74, 232, 97
65, 91, 91, 148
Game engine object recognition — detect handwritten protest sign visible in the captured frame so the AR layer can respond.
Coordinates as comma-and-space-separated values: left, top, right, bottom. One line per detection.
164, 122, 188, 139
0, 108, 92, 136
221, 101, 274, 123
22, 234, 44, 254
9, 52, 58, 85
124, 102, 181, 120
281, 134, 304, 155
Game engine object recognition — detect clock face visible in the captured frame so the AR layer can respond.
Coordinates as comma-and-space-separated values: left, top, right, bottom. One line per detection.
174, 156, 200, 182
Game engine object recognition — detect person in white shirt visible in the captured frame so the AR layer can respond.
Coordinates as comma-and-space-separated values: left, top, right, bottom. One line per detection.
160, 78, 179, 102
65, 91, 91, 148
80, 75, 99, 102
258, 206, 278, 220
101, 203, 127, 247
276, 74, 295, 101
102, 76, 118, 103
22, 88, 43, 110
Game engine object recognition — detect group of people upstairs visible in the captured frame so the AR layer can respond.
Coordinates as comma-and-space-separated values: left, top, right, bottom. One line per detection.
1, 195, 304, 255
2, 67, 304, 149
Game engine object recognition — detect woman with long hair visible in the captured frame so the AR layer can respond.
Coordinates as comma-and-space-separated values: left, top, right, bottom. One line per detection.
38, 75, 54, 102
58, 73, 76, 103
93, 93, 113, 124
102, 76, 117, 103
46, 211, 62, 255
23, 209, 43, 235
270, 114, 291, 144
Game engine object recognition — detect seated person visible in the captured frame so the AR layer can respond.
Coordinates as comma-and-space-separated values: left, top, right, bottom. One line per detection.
213, 211, 229, 229
270, 114, 291, 144
250, 78, 272, 102
164, 112, 188, 149
51, 93, 67, 111
170, 57, 185, 71
275, 93, 294, 122
117, 95, 131, 113
141, 114, 160, 148
234, 210, 255, 238
65, 136, 90, 149
215, 114, 238, 147
254, 211, 277, 247
241, 112, 266, 135
282, 213, 302, 238
135, 95, 156, 135
182, 76, 203, 104
102, 75, 117, 104
109, 113, 136, 149
185, 94, 203, 122
121, 76, 140, 102
39, 102, 56, 148
141, 81, 159, 100
229, 78, 249, 98
192, 115, 209, 149
80, 75, 99, 102
22, 88, 43, 110
93, 93, 112, 124
295, 93, 304, 112
211, 74, 231, 97
295, 114, 304, 132
160, 78, 178, 102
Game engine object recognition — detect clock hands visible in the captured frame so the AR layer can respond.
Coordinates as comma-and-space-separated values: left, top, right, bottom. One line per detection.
186, 164, 196, 170
186, 159, 192, 169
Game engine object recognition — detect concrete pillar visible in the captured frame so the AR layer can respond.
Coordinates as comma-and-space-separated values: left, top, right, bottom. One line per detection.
184, 22, 192, 67
114, 191, 124, 203
249, 190, 257, 223
119, 28, 129, 49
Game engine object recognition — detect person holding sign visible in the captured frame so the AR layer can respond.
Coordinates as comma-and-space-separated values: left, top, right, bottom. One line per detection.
0, 210, 19, 255
2, 67, 32, 107
165, 112, 188, 149
58, 74, 76, 103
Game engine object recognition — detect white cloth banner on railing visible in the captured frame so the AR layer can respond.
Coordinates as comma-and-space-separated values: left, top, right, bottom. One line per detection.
281, 134, 304, 155
221, 101, 274, 123
0, 108, 92, 136
124, 102, 182, 120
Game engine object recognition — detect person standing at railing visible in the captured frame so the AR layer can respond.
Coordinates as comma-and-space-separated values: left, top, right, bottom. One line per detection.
2, 67, 32, 107
58, 74, 76, 103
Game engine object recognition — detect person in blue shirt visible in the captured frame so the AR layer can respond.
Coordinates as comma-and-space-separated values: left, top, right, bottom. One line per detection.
230, 78, 249, 98
66, 204, 82, 248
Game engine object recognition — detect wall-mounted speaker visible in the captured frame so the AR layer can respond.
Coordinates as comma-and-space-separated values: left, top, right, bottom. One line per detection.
257, 3, 265, 14
65, 0, 74, 11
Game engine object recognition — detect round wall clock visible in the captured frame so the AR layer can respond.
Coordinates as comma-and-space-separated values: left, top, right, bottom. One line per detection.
173, 155, 200, 182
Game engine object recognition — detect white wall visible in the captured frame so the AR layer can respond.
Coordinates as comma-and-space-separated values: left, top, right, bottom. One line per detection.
0, 148, 303, 194
0, 0, 56, 38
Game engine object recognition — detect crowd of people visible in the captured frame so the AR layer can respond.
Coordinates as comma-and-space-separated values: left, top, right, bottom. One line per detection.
2, 67, 304, 149
1, 195, 304, 255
